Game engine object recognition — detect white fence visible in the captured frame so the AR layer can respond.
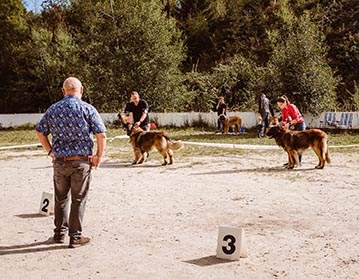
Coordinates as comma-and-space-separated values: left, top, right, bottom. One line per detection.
0, 112, 358, 129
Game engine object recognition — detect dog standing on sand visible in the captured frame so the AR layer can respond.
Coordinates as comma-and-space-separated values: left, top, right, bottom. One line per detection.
119, 114, 183, 165
266, 126, 331, 169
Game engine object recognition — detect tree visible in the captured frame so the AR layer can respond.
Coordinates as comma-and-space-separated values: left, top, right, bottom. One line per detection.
67, 0, 185, 112
11, 0, 81, 113
0, 0, 28, 113
266, 3, 338, 115
325, 0, 359, 110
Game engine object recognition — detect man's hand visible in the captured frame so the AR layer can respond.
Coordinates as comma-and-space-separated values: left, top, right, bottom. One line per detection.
135, 121, 141, 127
90, 155, 102, 170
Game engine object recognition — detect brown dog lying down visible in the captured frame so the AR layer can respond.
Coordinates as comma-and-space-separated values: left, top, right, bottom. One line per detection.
218, 114, 242, 134
266, 126, 331, 169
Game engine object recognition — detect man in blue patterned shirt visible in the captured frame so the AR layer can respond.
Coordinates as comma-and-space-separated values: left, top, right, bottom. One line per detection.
36, 77, 106, 248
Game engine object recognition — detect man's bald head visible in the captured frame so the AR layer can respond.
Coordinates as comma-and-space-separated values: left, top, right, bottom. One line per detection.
62, 77, 83, 97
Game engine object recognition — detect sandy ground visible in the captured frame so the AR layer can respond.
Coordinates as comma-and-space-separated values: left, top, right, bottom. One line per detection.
0, 146, 358, 279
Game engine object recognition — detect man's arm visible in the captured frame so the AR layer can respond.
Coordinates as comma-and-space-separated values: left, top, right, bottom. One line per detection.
35, 130, 53, 157
91, 132, 107, 169
135, 101, 149, 127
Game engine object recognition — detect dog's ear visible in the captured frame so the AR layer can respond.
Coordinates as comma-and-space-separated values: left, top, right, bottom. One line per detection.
118, 113, 133, 135
118, 113, 128, 125
126, 124, 134, 136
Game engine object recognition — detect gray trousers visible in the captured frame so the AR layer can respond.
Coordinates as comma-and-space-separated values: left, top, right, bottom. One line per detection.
53, 160, 91, 238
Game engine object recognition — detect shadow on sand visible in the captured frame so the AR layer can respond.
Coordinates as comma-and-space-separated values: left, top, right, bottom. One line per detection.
0, 237, 68, 255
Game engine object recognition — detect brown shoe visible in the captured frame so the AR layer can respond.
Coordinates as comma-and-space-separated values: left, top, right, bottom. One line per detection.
53, 234, 65, 244
69, 236, 91, 248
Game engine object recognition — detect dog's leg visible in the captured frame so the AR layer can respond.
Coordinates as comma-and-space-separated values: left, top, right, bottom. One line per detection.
132, 147, 141, 164
223, 123, 228, 134
142, 151, 149, 162
292, 150, 299, 168
285, 149, 293, 168
155, 146, 169, 165
235, 124, 239, 134
138, 151, 148, 164
134, 148, 144, 164
313, 144, 325, 169
167, 149, 174, 165
162, 152, 169, 165
287, 150, 296, 169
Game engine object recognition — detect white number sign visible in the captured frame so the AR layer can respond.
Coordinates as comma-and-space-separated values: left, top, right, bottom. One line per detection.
216, 225, 248, 260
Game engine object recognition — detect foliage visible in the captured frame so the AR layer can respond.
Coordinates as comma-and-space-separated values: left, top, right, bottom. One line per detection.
210, 55, 264, 111
67, 0, 185, 112
0, 0, 358, 113
0, 0, 29, 113
325, 0, 359, 110
176, 72, 216, 112
266, 3, 338, 115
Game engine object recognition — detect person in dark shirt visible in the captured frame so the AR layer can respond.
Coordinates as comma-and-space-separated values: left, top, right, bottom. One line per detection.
216, 96, 227, 132
127, 91, 150, 132
257, 93, 274, 138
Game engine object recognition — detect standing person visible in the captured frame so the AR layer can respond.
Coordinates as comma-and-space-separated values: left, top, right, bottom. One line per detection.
277, 95, 306, 165
257, 93, 274, 138
216, 96, 227, 133
35, 77, 107, 248
128, 91, 150, 132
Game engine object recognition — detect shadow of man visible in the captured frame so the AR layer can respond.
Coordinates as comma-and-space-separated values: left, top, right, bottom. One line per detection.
0, 237, 67, 256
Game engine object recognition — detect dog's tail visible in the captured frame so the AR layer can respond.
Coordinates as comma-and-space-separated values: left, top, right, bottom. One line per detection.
325, 142, 331, 164
168, 140, 184, 151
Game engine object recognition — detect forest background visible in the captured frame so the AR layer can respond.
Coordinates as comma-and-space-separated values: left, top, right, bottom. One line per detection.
1, 0, 358, 115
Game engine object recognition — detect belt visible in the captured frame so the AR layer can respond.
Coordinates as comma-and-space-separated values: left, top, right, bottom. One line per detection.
54, 156, 90, 161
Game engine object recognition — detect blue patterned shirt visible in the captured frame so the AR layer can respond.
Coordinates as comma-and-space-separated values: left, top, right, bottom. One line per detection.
36, 95, 106, 157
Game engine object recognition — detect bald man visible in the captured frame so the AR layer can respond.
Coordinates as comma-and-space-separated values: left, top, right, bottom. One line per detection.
36, 77, 106, 248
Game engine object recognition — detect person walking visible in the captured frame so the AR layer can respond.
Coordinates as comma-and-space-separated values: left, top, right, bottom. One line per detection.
35, 77, 107, 248
257, 93, 274, 138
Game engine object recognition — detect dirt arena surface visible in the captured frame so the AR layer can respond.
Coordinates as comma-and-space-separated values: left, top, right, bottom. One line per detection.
0, 147, 358, 279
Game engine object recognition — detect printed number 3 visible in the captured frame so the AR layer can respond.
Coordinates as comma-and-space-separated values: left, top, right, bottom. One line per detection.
222, 234, 236, 255
41, 198, 49, 213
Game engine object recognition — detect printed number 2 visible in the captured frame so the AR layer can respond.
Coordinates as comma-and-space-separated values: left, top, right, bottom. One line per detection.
41, 198, 49, 213
222, 234, 236, 255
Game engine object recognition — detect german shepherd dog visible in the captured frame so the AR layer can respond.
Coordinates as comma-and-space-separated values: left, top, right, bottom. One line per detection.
269, 116, 279, 127
266, 126, 331, 169
119, 114, 183, 165
218, 114, 242, 134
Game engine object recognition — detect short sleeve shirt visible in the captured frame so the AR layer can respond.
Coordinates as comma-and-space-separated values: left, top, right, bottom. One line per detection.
36, 95, 106, 157
217, 103, 227, 115
128, 99, 149, 125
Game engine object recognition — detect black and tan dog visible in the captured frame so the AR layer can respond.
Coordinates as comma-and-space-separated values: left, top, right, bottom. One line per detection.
269, 116, 279, 127
266, 126, 331, 169
119, 114, 183, 165
218, 114, 242, 134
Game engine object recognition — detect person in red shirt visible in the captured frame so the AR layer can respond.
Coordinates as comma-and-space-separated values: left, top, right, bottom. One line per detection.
277, 95, 306, 165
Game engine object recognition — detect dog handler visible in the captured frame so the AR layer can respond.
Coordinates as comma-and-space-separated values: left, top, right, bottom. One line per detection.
277, 95, 306, 165
127, 91, 150, 132
216, 96, 227, 132
258, 93, 274, 138
35, 77, 106, 248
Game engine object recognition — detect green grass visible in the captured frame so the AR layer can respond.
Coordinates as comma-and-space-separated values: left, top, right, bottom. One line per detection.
0, 129, 39, 146
1, 127, 359, 156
